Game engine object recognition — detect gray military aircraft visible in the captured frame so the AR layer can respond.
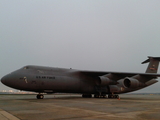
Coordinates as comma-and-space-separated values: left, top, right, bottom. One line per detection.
1, 56, 160, 99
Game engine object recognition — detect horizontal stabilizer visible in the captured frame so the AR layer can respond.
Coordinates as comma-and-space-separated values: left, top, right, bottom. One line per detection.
142, 56, 160, 64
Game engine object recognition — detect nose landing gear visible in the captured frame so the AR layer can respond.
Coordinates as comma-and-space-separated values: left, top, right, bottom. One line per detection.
37, 94, 44, 99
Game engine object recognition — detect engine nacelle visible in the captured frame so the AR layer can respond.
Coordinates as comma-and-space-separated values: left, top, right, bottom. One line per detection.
119, 77, 142, 88
124, 78, 139, 88
98, 76, 117, 86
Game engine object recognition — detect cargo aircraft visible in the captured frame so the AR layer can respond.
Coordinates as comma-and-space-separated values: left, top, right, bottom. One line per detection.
1, 57, 160, 99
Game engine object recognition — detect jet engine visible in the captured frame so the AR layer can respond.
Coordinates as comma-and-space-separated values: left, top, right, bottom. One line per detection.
109, 85, 121, 93
123, 78, 139, 88
118, 77, 143, 88
98, 76, 117, 86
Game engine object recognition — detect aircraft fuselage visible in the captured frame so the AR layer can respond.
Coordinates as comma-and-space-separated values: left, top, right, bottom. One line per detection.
1, 57, 160, 99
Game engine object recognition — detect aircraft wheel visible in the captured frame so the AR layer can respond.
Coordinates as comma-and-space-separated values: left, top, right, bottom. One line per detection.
88, 94, 92, 98
116, 95, 119, 99
108, 94, 114, 98
114, 95, 119, 99
108, 94, 110, 98
82, 94, 92, 98
37, 94, 44, 99
108, 94, 119, 99
94, 94, 99, 98
102, 95, 106, 98
108, 94, 112, 98
101, 94, 106, 98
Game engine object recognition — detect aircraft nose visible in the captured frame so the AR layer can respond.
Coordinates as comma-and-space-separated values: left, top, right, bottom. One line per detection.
1, 75, 10, 86
1, 74, 17, 88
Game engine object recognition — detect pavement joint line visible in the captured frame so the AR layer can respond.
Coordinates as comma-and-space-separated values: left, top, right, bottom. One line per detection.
0, 109, 20, 120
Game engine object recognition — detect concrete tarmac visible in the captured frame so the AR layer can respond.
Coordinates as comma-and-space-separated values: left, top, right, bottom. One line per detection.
0, 94, 160, 120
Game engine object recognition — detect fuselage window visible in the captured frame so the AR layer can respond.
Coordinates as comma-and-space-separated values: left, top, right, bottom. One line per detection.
36, 76, 55, 79
47, 76, 55, 79
36, 76, 41, 79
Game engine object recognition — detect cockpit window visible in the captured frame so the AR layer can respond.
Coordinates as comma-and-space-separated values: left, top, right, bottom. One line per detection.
24, 66, 29, 69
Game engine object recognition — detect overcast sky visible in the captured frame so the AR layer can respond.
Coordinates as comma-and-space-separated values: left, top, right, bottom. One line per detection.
1, 0, 160, 93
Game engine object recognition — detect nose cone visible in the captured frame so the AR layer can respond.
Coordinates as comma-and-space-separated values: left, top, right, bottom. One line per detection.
1, 77, 4, 84
1, 73, 19, 89
1, 68, 29, 90
1, 72, 28, 90
1, 74, 11, 86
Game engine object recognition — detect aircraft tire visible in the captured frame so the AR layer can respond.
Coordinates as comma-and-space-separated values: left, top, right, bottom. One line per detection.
116, 95, 119, 99
108, 94, 119, 99
108, 94, 111, 98
82, 94, 92, 98
37, 94, 44, 99
102, 95, 106, 98
108, 94, 114, 98
94, 94, 99, 98
101, 94, 106, 98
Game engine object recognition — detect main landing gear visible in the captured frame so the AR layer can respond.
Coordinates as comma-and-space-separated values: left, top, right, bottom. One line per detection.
108, 94, 119, 99
93, 93, 119, 99
37, 94, 44, 99
82, 94, 92, 98
94, 94, 106, 98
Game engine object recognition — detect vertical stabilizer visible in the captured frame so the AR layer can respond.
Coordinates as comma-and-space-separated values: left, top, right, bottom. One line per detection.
142, 56, 160, 73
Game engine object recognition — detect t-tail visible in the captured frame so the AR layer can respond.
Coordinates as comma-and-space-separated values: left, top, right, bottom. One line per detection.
142, 56, 160, 73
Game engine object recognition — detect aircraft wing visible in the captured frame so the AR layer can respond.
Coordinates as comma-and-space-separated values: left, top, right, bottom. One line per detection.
80, 70, 160, 80
80, 56, 160, 80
